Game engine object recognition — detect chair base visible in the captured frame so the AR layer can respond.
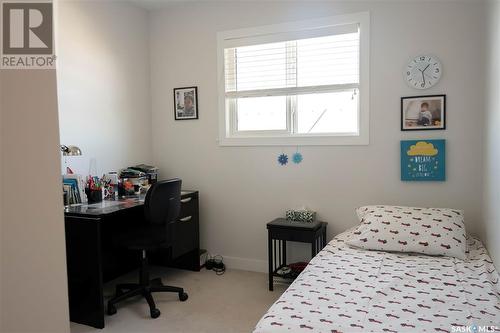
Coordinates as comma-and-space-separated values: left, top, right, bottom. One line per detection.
107, 278, 188, 318
107, 254, 188, 319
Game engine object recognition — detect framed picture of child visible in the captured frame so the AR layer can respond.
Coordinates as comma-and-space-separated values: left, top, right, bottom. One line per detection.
401, 95, 446, 131
174, 86, 198, 120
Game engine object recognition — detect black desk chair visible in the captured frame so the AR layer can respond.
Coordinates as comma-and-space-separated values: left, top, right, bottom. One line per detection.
107, 179, 188, 319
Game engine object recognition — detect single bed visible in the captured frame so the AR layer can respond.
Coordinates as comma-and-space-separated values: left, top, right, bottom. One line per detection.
254, 229, 500, 333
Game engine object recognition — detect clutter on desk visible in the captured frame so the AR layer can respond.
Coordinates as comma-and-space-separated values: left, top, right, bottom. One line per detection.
130, 164, 158, 184
85, 175, 104, 204
62, 164, 158, 202
63, 174, 85, 205
118, 178, 137, 197
118, 164, 157, 197
119, 168, 146, 178
103, 172, 119, 200
103, 172, 119, 184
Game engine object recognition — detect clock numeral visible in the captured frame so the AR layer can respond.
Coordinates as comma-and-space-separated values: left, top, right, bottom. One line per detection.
420, 56, 425, 61
435, 68, 440, 73
407, 71, 410, 75
421, 83, 425, 88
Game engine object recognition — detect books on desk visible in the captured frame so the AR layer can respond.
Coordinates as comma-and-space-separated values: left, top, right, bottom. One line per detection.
63, 174, 86, 205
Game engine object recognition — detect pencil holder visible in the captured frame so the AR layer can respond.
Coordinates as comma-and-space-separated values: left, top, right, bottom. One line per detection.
85, 188, 102, 204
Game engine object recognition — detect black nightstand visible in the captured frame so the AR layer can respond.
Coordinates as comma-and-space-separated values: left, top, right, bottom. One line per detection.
267, 218, 327, 291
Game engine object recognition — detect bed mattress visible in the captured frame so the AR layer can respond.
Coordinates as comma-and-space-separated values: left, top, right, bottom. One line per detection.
254, 230, 500, 333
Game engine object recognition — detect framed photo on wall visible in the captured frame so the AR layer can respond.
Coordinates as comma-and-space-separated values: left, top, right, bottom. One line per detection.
401, 95, 446, 131
174, 86, 198, 120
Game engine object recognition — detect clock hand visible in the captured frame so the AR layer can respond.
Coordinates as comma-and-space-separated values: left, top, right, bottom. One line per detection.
422, 64, 430, 73
422, 72, 426, 86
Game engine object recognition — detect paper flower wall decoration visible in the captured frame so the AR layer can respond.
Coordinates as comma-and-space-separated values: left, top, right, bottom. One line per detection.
292, 152, 303, 164
278, 153, 288, 166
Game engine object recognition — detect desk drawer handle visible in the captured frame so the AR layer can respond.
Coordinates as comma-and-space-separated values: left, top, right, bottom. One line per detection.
179, 216, 192, 222
180, 197, 192, 204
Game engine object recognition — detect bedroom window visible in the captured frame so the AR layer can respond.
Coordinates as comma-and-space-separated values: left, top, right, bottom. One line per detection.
217, 12, 370, 146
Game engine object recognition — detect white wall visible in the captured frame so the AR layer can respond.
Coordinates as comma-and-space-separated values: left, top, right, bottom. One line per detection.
150, 1, 487, 271
483, 0, 500, 269
1, 69, 70, 332
57, 1, 152, 176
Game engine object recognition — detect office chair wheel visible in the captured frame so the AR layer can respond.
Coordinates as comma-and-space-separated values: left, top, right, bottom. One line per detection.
107, 305, 117, 316
150, 308, 161, 319
179, 292, 188, 301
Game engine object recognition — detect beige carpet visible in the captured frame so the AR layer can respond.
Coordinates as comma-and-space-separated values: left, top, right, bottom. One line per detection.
70, 267, 286, 333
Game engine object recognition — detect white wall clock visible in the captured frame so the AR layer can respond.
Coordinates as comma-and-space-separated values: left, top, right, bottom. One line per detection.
405, 55, 442, 89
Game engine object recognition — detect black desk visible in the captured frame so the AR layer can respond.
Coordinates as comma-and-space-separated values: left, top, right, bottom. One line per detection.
266, 218, 327, 291
64, 191, 199, 328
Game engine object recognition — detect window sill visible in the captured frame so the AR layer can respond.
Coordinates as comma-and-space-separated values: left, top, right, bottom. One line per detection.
217, 134, 369, 146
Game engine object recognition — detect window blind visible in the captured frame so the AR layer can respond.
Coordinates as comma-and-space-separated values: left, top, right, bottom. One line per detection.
224, 25, 359, 95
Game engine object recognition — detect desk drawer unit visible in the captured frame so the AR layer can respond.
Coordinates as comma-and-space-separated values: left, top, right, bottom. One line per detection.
173, 193, 199, 258
149, 190, 200, 271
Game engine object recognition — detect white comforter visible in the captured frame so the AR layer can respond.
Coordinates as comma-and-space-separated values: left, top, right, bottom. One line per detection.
254, 230, 500, 333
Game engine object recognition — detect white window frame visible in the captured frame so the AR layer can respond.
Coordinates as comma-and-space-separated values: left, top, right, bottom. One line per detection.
217, 12, 370, 146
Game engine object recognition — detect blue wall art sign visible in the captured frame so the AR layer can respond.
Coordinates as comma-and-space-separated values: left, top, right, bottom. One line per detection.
401, 139, 445, 181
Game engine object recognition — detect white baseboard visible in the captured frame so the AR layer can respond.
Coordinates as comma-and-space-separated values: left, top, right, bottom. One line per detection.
221, 255, 267, 273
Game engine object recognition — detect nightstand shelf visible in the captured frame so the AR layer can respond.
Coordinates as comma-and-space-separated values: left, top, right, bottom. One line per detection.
272, 264, 299, 281
266, 218, 327, 291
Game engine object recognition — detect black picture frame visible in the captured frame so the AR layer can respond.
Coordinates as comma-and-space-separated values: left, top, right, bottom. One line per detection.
401, 94, 446, 131
174, 86, 198, 120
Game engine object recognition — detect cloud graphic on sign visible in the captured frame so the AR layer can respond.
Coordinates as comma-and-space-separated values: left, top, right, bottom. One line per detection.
407, 141, 438, 156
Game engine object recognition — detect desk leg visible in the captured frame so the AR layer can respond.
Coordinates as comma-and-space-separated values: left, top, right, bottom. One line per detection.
65, 216, 105, 329
268, 233, 273, 291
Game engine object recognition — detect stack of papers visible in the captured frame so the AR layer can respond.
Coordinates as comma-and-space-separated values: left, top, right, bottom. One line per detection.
119, 168, 146, 178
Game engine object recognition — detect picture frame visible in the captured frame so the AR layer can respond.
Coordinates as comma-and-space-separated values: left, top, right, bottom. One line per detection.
174, 86, 198, 120
401, 95, 446, 131
401, 139, 446, 181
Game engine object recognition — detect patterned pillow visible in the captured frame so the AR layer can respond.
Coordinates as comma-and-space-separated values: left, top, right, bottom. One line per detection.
346, 205, 467, 259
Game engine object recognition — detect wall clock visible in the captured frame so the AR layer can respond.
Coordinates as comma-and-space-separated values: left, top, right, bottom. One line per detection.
405, 55, 442, 89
